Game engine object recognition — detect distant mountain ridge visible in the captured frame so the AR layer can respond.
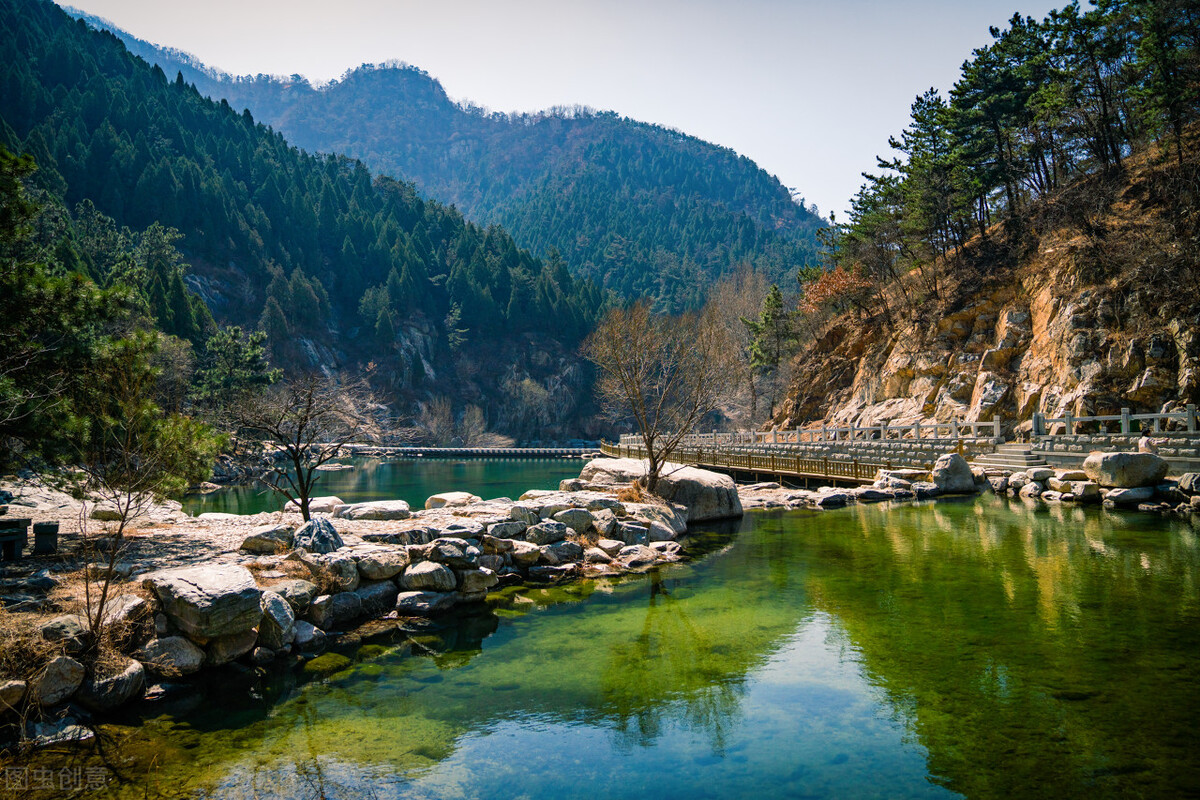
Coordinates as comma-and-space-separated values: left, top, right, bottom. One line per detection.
67, 8, 825, 311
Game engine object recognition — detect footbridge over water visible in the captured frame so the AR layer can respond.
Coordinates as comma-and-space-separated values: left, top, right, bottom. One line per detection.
605, 421, 1004, 486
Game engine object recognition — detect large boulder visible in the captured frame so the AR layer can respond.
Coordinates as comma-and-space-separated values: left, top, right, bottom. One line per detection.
284, 496, 343, 514
356, 549, 410, 581
39, 614, 91, 654
76, 656, 145, 712
293, 517, 344, 554
270, 579, 320, 613
145, 565, 262, 640
539, 540, 585, 566
552, 508, 594, 536
458, 568, 499, 594
356, 581, 400, 616
508, 539, 542, 567
400, 561, 457, 592
30, 656, 84, 707
293, 621, 326, 652
930, 453, 976, 494
240, 523, 295, 554
1083, 451, 1170, 488
1178, 473, 1200, 495
0, 680, 26, 715
307, 592, 364, 631
526, 521, 568, 546
335, 500, 411, 521
134, 637, 205, 678
579, 458, 741, 522
206, 629, 258, 666
257, 591, 296, 650
425, 491, 481, 510
395, 591, 458, 615
617, 544, 658, 568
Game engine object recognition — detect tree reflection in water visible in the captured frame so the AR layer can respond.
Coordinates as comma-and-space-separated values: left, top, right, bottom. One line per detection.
600, 571, 747, 755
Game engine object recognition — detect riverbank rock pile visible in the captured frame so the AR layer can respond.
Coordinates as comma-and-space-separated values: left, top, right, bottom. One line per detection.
0, 468, 717, 730
978, 451, 1199, 514
575, 458, 742, 521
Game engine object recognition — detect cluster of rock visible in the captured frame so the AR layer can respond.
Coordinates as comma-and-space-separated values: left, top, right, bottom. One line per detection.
982, 451, 1199, 513
3, 463, 722, 730
740, 452, 982, 511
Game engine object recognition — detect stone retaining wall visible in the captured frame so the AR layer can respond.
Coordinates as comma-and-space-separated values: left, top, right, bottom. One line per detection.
1033, 433, 1200, 474
752, 439, 996, 470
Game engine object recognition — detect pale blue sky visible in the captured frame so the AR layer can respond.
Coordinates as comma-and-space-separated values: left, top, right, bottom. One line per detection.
58, 0, 1064, 218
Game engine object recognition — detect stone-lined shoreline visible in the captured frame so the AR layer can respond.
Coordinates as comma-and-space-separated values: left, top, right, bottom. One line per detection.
2, 450, 1196, 748
0, 457, 743, 745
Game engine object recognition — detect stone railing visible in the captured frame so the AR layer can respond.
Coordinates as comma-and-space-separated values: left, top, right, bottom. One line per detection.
1031, 405, 1200, 474
1032, 405, 1197, 437
617, 418, 1002, 449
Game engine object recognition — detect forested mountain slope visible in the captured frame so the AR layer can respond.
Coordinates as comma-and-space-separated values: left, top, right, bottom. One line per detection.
777, 1, 1199, 435
2, 0, 605, 441
69, 10, 825, 311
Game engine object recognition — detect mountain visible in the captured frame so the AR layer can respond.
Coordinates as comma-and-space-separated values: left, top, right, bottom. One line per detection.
66, 10, 826, 312
2, 0, 606, 442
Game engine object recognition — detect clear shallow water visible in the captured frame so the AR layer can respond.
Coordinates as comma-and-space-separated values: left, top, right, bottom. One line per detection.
182, 458, 585, 516
25, 495, 1200, 799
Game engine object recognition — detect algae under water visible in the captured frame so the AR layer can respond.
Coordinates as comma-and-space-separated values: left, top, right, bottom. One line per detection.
182, 457, 584, 516
15, 495, 1200, 799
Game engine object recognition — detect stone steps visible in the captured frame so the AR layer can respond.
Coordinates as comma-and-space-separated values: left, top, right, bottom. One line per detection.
973, 446, 1049, 470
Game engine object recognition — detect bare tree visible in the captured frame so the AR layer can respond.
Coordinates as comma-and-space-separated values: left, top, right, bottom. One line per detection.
706, 266, 770, 424
234, 372, 380, 521
583, 303, 735, 493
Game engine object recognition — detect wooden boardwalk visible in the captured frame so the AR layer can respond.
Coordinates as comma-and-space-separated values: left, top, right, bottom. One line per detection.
600, 442, 925, 486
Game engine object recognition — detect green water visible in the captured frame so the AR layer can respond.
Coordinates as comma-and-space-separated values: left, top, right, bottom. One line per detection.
25, 496, 1200, 798
182, 458, 584, 516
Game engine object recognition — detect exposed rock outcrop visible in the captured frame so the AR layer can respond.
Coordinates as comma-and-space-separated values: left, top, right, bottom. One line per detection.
774, 150, 1199, 435
579, 458, 743, 521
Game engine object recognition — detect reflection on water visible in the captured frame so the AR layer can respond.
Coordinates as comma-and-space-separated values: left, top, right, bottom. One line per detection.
18, 496, 1198, 799
182, 458, 585, 516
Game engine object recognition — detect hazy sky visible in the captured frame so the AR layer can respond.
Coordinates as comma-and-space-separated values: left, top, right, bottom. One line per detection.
58, 0, 1063, 219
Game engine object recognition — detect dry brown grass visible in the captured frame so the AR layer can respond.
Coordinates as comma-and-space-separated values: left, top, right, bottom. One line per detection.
0, 608, 62, 683
615, 483, 648, 504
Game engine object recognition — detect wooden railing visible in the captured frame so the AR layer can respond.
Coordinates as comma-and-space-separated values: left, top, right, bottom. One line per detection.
600, 441, 911, 484
617, 418, 1001, 448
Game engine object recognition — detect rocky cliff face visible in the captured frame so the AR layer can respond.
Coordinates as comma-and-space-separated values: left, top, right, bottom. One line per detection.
776, 151, 1199, 435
